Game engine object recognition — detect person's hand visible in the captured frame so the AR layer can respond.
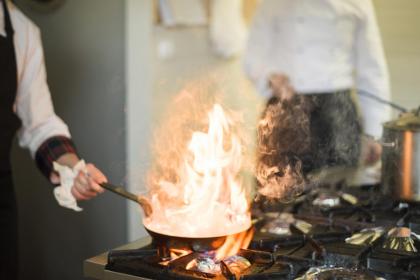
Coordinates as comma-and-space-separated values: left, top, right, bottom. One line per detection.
268, 73, 295, 101
71, 164, 107, 200
51, 153, 107, 201
362, 136, 382, 166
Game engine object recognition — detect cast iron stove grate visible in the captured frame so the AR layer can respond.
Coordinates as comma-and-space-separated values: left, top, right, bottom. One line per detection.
106, 184, 420, 279
106, 247, 317, 279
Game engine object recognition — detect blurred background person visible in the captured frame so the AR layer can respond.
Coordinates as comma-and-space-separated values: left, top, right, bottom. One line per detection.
0, 1, 106, 278
244, 0, 391, 195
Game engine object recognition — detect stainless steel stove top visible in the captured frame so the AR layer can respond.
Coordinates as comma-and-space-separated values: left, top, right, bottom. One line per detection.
84, 237, 152, 280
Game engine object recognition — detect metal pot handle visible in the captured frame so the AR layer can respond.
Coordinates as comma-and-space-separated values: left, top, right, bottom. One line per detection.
381, 141, 396, 148
364, 134, 396, 148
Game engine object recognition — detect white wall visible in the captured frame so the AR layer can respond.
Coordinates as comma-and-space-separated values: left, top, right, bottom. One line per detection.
126, 0, 154, 241
152, 26, 263, 136
374, 0, 420, 109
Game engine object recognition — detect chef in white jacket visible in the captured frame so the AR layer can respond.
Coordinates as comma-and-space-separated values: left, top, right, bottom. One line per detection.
245, 0, 390, 189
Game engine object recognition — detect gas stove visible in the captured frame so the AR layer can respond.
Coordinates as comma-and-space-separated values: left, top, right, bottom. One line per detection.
84, 184, 420, 280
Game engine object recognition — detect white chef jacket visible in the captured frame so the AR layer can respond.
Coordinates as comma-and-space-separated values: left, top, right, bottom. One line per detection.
243, 0, 391, 138
0, 1, 71, 156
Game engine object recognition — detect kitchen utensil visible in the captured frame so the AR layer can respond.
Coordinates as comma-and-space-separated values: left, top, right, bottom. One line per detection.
101, 183, 252, 258
144, 225, 253, 259
100, 182, 153, 217
358, 90, 408, 113
357, 91, 420, 201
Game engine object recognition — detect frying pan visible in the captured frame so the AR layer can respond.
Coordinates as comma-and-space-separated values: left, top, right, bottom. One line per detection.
100, 182, 250, 258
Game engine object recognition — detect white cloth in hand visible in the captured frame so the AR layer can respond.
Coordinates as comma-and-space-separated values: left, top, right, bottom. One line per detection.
53, 160, 86, 212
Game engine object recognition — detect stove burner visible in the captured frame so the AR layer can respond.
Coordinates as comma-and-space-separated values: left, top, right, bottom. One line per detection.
260, 213, 313, 236
389, 227, 411, 238
186, 254, 251, 275
260, 213, 295, 235
345, 227, 384, 246
187, 256, 220, 274
295, 219, 313, 234
296, 267, 378, 280
223, 255, 252, 274
313, 194, 341, 208
383, 227, 417, 252
341, 193, 359, 205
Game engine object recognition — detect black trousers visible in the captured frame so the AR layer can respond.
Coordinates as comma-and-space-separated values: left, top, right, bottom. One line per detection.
0, 173, 18, 280
301, 91, 361, 174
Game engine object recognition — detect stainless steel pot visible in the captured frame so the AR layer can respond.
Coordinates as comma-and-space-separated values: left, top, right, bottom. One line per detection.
382, 108, 420, 201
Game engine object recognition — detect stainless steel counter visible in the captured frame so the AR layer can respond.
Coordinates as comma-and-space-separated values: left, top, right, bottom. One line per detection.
84, 236, 152, 280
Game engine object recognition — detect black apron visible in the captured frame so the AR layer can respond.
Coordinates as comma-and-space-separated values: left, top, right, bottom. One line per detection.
301, 91, 361, 173
0, 0, 21, 279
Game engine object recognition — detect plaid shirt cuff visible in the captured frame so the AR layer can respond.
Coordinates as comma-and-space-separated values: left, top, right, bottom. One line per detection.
35, 136, 78, 180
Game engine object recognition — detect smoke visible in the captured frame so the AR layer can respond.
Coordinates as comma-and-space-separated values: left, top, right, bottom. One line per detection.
256, 91, 362, 200
256, 96, 311, 201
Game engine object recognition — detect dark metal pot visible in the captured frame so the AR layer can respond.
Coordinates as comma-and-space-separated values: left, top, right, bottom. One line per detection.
382, 109, 420, 201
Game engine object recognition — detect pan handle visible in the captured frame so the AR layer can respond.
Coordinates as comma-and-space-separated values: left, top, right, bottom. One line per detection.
381, 141, 396, 148
100, 182, 153, 217
100, 182, 138, 202
364, 134, 396, 149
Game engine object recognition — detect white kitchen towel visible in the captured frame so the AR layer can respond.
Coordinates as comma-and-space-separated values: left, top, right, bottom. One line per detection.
53, 160, 86, 212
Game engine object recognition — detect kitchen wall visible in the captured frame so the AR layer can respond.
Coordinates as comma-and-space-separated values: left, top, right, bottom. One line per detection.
152, 27, 263, 124
373, 0, 420, 110
12, 0, 127, 279
125, 0, 154, 242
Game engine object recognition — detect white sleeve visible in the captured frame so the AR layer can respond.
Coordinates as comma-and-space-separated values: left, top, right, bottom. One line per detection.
15, 22, 71, 157
355, 0, 391, 139
242, 0, 274, 98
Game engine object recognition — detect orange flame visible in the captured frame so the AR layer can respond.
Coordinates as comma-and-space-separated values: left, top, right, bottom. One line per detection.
144, 102, 251, 238
170, 248, 191, 259
215, 227, 254, 260
159, 248, 192, 266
